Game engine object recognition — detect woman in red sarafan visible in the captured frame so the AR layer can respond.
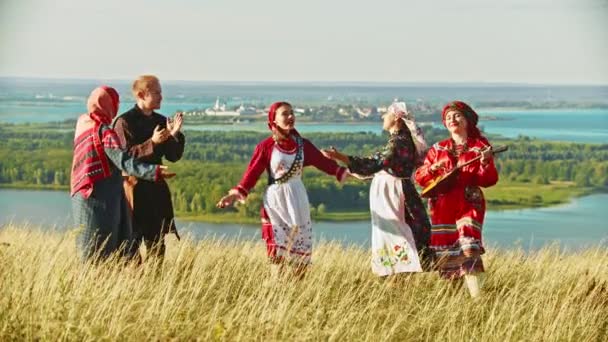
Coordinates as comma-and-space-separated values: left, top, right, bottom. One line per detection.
414, 100, 498, 297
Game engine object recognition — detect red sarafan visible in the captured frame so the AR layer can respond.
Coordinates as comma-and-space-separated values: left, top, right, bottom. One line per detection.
415, 100, 501, 298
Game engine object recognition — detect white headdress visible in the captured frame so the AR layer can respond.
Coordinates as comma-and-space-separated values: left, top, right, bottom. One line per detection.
387, 101, 428, 159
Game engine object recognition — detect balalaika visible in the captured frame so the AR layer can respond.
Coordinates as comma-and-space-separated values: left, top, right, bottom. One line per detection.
420, 145, 508, 198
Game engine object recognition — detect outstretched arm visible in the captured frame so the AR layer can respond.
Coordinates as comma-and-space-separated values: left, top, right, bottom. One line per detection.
101, 128, 161, 181
217, 142, 268, 208
303, 139, 347, 182
344, 136, 399, 177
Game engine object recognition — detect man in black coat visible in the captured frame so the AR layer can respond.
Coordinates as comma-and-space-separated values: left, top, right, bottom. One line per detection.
114, 75, 185, 259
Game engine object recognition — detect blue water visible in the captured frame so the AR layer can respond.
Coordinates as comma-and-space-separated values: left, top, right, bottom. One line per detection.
1, 96, 606, 143
182, 109, 608, 144
1, 189, 606, 251
0, 99, 209, 124
478, 108, 608, 144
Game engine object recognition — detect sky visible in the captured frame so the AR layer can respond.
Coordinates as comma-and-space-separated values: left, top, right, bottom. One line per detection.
0, 0, 607, 84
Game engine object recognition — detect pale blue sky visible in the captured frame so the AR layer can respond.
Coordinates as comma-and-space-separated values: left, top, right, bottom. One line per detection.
1, 0, 607, 84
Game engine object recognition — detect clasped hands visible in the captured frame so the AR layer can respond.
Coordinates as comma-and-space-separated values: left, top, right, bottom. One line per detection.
321, 146, 371, 180
151, 112, 184, 145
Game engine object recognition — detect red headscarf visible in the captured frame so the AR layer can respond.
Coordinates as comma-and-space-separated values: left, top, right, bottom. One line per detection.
74, 86, 120, 137
70, 86, 122, 198
90, 85, 119, 123
441, 100, 481, 138
267, 101, 301, 150
267, 101, 291, 131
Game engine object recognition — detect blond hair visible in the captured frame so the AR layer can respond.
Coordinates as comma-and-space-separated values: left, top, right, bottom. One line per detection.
131, 75, 160, 99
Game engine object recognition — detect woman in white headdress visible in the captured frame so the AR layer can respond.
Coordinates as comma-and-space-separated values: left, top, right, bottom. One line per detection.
322, 102, 433, 276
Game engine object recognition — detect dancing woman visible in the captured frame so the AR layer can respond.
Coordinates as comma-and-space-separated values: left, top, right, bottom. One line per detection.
217, 102, 347, 275
322, 102, 432, 276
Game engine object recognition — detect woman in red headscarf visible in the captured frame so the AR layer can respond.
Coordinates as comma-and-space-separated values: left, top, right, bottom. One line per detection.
414, 101, 498, 297
71, 86, 173, 261
217, 102, 347, 274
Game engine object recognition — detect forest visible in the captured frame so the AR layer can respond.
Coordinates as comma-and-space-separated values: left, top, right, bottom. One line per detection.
0, 123, 606, 220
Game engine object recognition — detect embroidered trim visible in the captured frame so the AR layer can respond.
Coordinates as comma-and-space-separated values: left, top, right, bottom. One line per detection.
449, 139, 468, 158
268, 136, 303, 185
456, 217, 483, 230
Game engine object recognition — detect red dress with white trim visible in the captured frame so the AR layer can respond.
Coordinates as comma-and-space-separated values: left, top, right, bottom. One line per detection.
415, 136, 498, 278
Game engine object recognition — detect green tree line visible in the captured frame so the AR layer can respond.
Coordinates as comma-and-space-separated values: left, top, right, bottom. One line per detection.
0, 124, 606, 218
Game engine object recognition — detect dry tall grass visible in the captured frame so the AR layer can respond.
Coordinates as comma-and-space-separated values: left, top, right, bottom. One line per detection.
1, 226, 606, 341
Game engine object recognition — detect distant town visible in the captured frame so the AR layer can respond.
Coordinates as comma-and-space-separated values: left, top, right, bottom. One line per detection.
181, 97, 588, 124
182, 97, 442, 123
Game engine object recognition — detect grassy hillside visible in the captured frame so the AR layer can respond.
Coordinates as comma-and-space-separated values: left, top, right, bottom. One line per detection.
0, 227, 606, 341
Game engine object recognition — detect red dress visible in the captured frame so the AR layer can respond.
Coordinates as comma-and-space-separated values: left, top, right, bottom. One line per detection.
415, 136, 498, 278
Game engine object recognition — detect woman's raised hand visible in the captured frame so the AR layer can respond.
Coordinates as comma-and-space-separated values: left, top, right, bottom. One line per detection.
321, 146, 341, 160
322, 146, 351, 165
216, 192, 239, 209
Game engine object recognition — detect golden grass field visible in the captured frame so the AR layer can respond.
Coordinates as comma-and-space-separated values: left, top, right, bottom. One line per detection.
0, 226, 606, 341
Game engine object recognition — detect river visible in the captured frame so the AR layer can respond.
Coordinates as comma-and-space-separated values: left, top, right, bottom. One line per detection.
1, 189, 606, 251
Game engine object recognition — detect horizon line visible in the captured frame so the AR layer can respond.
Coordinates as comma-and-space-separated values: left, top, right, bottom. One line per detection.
1, 75, 607, 88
